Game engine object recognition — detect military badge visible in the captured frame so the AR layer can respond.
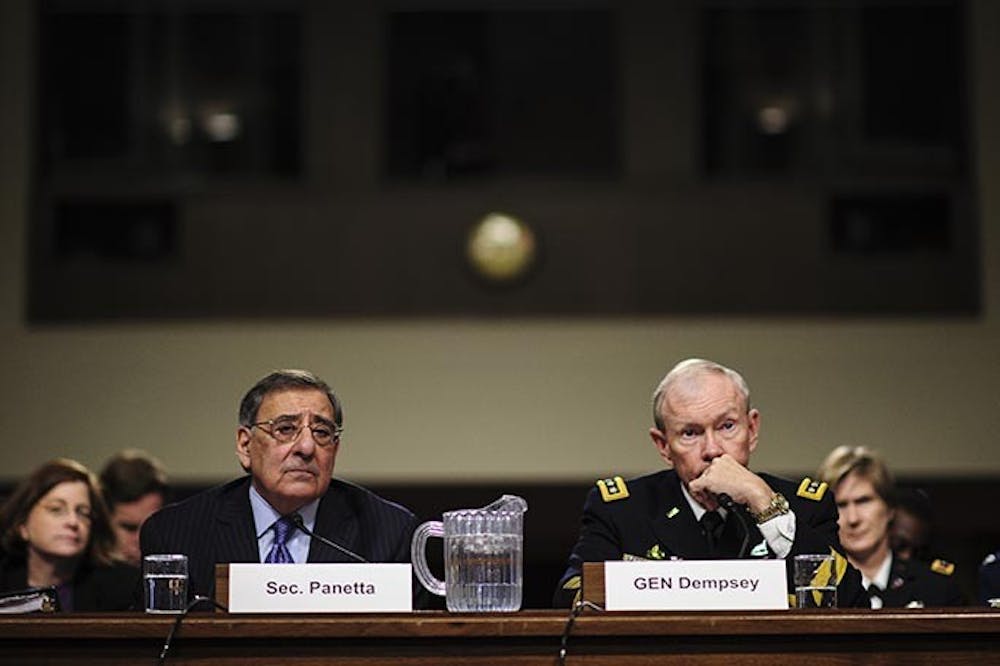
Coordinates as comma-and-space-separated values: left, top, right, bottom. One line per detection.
931, 559, 955, 576
596, 476, 630, 502
796, 477, 828, 501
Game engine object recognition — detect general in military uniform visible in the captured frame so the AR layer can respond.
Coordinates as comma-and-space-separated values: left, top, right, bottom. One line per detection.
554, 358, 864, 608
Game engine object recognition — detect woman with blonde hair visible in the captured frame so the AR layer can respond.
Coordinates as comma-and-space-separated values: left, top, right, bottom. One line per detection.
817, 446, 964, 608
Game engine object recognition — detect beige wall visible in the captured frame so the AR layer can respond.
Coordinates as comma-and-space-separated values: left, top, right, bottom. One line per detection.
2, 1, 998, 484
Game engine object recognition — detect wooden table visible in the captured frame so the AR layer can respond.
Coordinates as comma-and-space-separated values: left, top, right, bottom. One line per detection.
1, 608, 999, 665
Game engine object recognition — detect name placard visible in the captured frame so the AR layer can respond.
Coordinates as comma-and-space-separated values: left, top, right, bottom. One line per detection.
228, 563, 412, 613
604, 559, 788, 611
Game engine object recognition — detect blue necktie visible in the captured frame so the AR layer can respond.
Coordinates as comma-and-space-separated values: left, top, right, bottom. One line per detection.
265, 517, 294, 563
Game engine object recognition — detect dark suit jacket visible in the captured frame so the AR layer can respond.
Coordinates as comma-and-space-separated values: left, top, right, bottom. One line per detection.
140, 476, 428, 607
554, 469, 865, 607
0, 557, 139, 611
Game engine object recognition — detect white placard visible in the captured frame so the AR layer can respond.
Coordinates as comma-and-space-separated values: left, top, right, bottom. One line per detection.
604, 559, 789, 611
228, 563, 413, 613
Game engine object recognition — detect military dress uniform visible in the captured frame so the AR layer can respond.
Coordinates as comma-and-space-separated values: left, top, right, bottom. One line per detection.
867, 555, 964, 608
554, 469, 865, 607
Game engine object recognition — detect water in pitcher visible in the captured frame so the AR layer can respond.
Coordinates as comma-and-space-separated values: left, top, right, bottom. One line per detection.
445, 533, 523, 612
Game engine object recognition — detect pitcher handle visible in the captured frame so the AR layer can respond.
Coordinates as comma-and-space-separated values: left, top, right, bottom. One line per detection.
410, 520, 446, 598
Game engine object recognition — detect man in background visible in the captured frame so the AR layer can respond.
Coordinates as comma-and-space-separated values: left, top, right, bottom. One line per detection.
100, 449, 169, 567
889, 487, 934, 563
555, 358, 864, 607
817, 445, 964, 608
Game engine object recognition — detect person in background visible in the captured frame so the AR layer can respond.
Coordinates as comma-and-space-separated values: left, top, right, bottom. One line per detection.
889, 486, 933, 563
817, 445, 964, 608
141, 369, 427, 606
979, 549, 1000, 606
100, 449, 169, 567
555, 358, 864, 608
0, 458, 139, 611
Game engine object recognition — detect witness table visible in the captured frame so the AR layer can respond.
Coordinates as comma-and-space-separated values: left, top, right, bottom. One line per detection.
1, 608, 999, 665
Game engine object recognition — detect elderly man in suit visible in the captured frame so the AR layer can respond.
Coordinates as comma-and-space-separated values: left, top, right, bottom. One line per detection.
141, 370, 423, 606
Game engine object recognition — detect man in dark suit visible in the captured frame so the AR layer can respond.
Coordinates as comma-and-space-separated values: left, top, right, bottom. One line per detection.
141, 369, 425, 606
554, 358, 865, 608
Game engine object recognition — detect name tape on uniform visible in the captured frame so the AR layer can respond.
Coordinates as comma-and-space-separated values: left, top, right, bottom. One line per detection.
604, 559, 788, 611
228, 563, 413, 613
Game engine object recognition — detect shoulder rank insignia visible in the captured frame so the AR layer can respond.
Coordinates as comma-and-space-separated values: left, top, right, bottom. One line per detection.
797, 477, 828, 501
596, 476, 630, 502
931, 559, 955, 576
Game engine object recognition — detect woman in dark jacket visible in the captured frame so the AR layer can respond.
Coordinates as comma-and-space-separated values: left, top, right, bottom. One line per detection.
0, 458, 139, 611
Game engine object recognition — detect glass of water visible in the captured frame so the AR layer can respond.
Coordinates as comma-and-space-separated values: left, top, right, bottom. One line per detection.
793, 553, 838, 608
143, 554, 188, 614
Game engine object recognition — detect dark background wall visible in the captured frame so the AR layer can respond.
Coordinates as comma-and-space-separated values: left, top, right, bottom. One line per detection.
29, 0, 977, 321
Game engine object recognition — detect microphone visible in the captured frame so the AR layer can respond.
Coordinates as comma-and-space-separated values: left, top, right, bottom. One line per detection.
289, 513, 368, 563
716, 493, 737, 511
716, 493, 750, 559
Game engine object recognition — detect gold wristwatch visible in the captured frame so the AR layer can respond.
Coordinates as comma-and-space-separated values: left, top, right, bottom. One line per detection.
750, 493, 789, 524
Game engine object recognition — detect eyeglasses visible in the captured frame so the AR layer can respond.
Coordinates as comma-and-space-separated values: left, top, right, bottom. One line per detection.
250, 417, 342, 447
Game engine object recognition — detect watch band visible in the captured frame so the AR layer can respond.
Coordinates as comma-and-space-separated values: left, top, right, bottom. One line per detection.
751, 492, 789, 524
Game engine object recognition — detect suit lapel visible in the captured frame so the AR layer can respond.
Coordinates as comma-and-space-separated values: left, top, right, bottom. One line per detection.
650, 472, 713, 559
213, 478, 260, 564
308, 482, 361, 563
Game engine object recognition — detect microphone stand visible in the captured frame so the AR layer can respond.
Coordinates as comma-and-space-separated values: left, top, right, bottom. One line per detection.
288, 513, 368, 563
717, 493, 751, 559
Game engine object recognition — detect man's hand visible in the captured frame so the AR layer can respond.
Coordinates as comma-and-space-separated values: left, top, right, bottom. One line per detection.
688, 454, 775, 512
